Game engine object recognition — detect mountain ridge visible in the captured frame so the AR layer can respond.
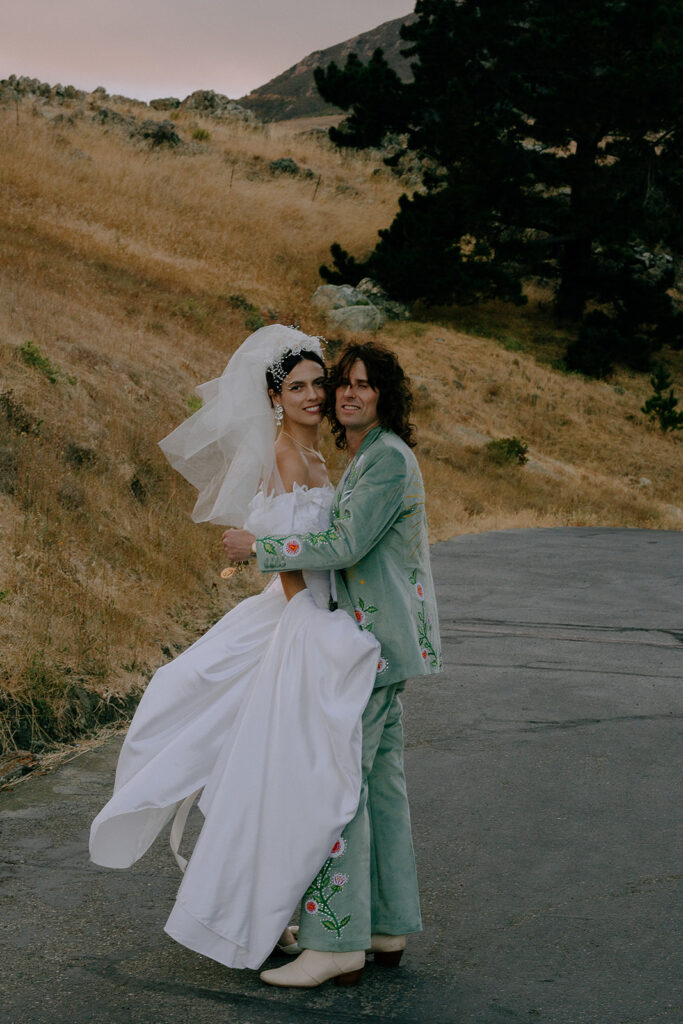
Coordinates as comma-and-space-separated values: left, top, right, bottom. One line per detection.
240, 13, 416, 123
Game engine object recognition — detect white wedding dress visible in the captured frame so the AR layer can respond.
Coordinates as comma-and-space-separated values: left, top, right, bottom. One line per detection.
90, 484, 380, 969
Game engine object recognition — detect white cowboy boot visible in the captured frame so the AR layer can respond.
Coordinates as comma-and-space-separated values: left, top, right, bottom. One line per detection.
369, 933, 406, 966
260, 949, 365, 988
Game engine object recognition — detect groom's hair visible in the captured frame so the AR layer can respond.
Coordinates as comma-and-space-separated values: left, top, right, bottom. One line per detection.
327, 342, 416, 450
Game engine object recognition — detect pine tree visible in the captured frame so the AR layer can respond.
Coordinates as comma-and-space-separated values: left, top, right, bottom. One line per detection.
315, 0, 683, 371
641, 363, 683, 431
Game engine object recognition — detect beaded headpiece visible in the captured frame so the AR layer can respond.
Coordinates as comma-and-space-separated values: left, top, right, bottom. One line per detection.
266, 333, 325, 389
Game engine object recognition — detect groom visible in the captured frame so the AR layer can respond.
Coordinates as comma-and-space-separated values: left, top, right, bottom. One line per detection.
222, 341, 442, 987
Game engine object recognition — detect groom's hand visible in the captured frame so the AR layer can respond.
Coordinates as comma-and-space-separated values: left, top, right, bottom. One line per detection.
222, 529, 257, 562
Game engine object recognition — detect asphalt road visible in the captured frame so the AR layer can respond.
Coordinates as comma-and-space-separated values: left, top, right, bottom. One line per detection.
1, 527, 681, 1024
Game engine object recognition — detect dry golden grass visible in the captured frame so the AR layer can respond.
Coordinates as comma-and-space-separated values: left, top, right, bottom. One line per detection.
0, 93, 681, 754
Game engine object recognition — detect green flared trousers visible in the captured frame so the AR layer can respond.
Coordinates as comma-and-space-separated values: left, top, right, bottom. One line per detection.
297, 682, 422, 952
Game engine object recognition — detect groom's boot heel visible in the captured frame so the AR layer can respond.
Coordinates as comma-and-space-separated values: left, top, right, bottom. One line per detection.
334, 967, 364, 987
374, 949, 404, 967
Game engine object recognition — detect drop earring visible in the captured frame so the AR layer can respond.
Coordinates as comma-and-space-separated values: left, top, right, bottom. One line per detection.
274, 403, 283, 426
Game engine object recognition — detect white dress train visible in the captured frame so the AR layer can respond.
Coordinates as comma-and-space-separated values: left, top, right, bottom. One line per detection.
89, 485, 380, 969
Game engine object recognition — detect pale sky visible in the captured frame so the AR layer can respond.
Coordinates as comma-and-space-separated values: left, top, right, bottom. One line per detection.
2, 1, 413, 101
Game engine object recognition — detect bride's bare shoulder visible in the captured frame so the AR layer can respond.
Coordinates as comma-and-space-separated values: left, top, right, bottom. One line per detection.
275, 443, 311, 492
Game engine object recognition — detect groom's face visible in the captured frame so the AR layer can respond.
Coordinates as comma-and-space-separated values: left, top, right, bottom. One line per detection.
335, 360, 380, 432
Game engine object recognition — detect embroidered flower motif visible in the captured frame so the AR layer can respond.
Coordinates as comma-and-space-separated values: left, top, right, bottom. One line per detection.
283, 536, 301, 557
304, 841, 352, 937
414, 581, 425, 601
330, 837, 346, 858
420, 648, 429, 661
377, 656, 389, 675
353, 596, 377, 631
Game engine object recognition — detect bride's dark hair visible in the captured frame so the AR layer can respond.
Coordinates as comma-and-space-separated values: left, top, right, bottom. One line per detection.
266, 349, 326, 394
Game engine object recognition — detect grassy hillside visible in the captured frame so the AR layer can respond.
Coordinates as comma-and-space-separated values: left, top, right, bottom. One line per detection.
1, 91, 681, 758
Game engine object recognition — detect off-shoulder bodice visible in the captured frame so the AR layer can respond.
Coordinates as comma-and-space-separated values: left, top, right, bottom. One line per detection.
243, 483, 334, 537
244, 484, 335, 608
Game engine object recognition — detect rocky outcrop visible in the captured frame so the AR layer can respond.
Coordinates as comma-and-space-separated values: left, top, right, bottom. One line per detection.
149, 97, 181, 111
93, 108, 182, 148
312, 284, 385, 331
356, 278, 410, 320
180, 90, 254, 121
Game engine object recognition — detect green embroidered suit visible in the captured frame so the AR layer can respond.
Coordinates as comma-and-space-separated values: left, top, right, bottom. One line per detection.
255, 426, 442, 688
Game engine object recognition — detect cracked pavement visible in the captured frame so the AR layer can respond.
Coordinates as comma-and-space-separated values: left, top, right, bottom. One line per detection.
1, 527, 681, 1023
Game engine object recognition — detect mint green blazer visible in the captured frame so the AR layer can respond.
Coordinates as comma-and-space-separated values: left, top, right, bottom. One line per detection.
255, 427, 442, 688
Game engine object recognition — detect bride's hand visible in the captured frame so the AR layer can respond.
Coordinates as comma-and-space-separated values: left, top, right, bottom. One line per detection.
222, 529, 257, 562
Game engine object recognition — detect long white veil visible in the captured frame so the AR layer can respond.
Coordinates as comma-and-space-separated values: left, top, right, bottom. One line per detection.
159, 325, 324, 527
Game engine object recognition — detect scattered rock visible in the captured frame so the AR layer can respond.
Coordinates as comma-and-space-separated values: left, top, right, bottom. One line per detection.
663, 504, 682, 518
326, 305, 386, 332
312, 284, 371, 312
149, 97, 181, 111
312, 284, 386, 330
356, 278, 410, 320
639, 477, 652, 487
94, 106, 136, 130
180, 90, 254, 121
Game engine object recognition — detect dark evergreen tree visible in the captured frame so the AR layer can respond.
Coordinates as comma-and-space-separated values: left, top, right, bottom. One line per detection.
315, 0, 683, 371
641, 363, 683, 431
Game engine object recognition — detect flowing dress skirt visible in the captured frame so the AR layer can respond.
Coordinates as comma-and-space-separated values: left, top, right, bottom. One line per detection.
90, 577, 379, 968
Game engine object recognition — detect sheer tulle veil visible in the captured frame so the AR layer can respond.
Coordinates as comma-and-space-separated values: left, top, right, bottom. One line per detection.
158, 325, 324, 527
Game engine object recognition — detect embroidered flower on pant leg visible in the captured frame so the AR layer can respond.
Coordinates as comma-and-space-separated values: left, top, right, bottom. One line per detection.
303, 839, 351, 937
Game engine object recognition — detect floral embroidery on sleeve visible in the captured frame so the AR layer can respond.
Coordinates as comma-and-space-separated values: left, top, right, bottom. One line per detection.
410, 568, 442, 668
417, 609, 441, 668
354, 596, 378, 632
303, 838, 351, 937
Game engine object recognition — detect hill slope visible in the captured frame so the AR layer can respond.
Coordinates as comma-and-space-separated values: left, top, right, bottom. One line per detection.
0, 88, 680, 759
240, 14, 416, 122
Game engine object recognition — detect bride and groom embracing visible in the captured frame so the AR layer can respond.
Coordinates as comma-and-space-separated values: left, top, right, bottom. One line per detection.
90, 325, 442, 989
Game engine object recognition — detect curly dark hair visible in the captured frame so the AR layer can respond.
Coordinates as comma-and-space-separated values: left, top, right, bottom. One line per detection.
326, 342, 416, 449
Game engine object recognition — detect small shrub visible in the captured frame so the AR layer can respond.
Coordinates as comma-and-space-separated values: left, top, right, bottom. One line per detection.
228, 293, 255, 312
192, 128, 210, 142
17, 340, 60, 382
63, 443, 98, 468
186, 394, 203, 414
0, 390, 41, 434
137, 119, 181, 148
641, 363, 683, 432
485, 436, 529, 465
245, 311, 265, 331
227, 293, 264, 331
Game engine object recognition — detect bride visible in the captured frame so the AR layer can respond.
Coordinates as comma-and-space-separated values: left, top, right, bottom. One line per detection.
89, 325, 380, 970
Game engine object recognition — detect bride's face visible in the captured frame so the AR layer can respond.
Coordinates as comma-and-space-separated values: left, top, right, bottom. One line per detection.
274, 359, 326, 428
